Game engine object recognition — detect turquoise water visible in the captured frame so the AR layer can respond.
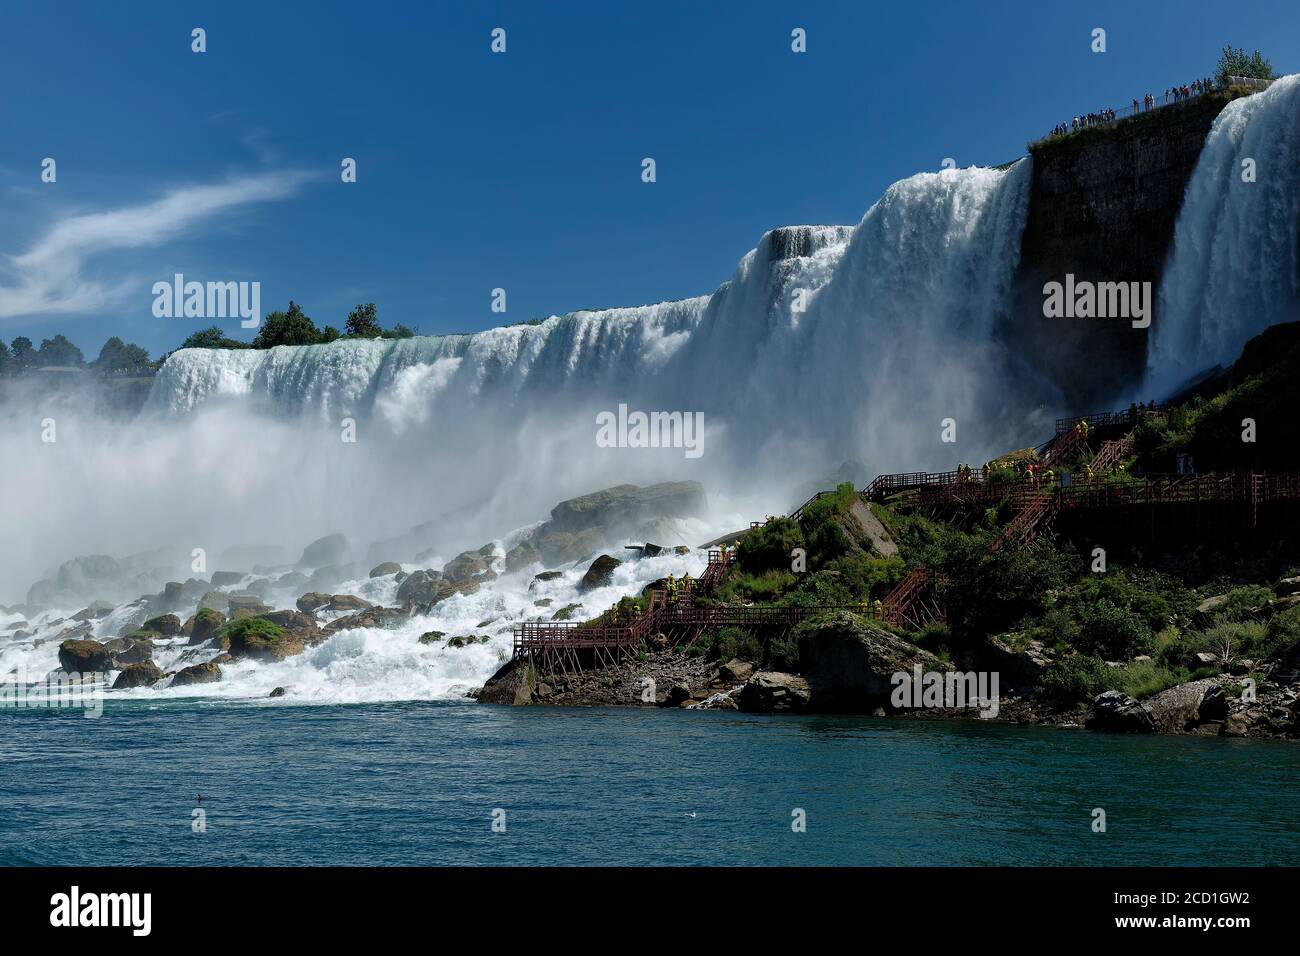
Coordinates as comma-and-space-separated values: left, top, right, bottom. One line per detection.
2, 701, 1298, 866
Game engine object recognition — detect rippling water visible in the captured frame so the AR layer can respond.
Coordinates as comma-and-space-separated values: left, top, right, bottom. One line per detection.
3, 701, 1297, 866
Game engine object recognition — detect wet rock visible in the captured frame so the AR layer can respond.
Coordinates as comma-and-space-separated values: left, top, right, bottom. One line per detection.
1085, 691, 1155, 733
277, 570, 309, 590
395, 570, 444, 606
418, 631, 445, 645
739, 672, 813, 712
578, 555, 621, 592
269, 686, 286, 698
446, 634, 490, 648
71, 600, 117, 622
187, 608, 226, 645
369, 562, 401, 578
104, 634, 156, 665
296, 591, 333, 613
58, 639, 114, 673
227, 593, 272, 619
1146, 679, 1229, 733
141, 614, 182, 637
113, 662, 164, 689
796, 610, 947, 710
717, 659, 754, 684
530, 570, 563, 589
551, 603, 582, 621
328, 594, 372, 612
198, 591, 227, 612
172, 662, 222, 686
478, 660, 537, 705
324, 606, 404, 633
297, 533, 351, 568
210, 571, 245, 587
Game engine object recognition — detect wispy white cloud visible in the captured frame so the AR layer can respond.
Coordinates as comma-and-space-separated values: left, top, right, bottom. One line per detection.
0, 170, 317, 319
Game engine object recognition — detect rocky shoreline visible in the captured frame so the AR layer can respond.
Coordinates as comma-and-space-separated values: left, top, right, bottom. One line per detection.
475, 611, 1300, 740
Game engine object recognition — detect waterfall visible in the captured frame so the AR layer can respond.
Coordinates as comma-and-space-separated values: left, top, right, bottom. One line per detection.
1149, 74, 1300, 394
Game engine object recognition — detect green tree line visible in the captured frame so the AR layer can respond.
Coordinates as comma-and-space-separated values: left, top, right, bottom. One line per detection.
0, 302, 415, 376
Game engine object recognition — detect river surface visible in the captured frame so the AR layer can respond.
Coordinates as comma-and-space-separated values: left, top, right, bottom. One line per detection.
3, 700, 1297, 866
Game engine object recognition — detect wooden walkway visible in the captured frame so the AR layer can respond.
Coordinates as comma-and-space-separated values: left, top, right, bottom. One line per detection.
515, 403, 1300, 666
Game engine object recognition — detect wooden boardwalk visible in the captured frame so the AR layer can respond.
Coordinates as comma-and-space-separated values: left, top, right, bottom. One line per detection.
515, 404, 1300, 666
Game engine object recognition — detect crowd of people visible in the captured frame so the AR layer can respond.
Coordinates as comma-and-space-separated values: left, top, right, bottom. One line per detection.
1046, 76, 1221, 140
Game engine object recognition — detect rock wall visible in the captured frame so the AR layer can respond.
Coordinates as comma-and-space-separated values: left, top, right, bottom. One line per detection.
1012, 92, 1246, 407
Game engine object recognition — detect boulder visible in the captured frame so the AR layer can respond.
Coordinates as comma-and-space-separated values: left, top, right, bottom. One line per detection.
187, 607, 226, 645
71, 600, 117, 622
578, 555, 622, 592
477, 660, 537, 705
529, 570, 564, 590
198, 591, 227, 612
418, 631, 445, 645
739, 672, 813, 712
1275, 576, 1300, 597
1084, 691, 1155, 733
1146, 679, 1229, 733
443, 546, 497, 584
210, 571, 245, 587
328, 594, 372, 612
277, 571, 309, 589
297, 533, 351, 568
504, 538, 542, 573
981, 633, 1053, 689
446, 634, 490, 648
269, 687, 286, 698
1194, 594, 1228, 625
112, 662, 164, 689
718, 659, 754, 683
795, 610, 947, 710
551, 603, 582, 621
172, 662, 222, 686
1220, 711, 1256, 737
141, 614, 182, 637
103, 634, 155, 665
216, 618, 305, 662
296, 591, 333, 613
58, 639, 115, 673
369, 562, 402, 578
227, 593, 272, 619
324, 606, 405, 633
395, 570, 444, 606
665, 683, 693, 706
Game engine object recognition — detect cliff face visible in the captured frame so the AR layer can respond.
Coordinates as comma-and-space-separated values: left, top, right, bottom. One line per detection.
1011, 92, 1247, 408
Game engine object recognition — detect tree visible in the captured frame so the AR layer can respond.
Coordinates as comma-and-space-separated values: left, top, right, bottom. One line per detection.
344, 302, 382, 338
36, 334, 85, 368
252, 301, 324, 348
10, 336, 35, 370
386, 323, 415, 339
178, 326, 246, 350
91, 336, 152, 374
0, 339, 10, 376
1216, 45, 1274, 86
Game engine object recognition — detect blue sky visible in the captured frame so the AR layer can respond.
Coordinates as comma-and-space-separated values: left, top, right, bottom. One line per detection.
1, 0, 1297, 359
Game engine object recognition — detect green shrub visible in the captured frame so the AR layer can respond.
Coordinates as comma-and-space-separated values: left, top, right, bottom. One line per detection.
1102, 659, 1189, 699
712, 626, 762, 662
1072, 599, 1155, 660
736, 517, 804, 574
1037, 654, 1109, 705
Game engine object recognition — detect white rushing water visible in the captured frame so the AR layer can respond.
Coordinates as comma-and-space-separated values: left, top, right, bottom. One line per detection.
1148, 73, 1300, 394
3, 160, 1039, 702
